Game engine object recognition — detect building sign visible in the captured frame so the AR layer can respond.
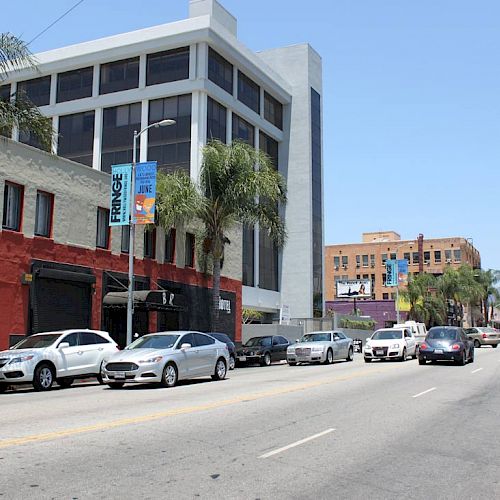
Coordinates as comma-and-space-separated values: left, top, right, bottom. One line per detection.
385, 260, 398, 287
397, 259, 408, 286
109, 164, 132, 226
133, 161, 157, 225
336, 279, 371, 298
219, 298, 231, 314
280, 304, 291, 325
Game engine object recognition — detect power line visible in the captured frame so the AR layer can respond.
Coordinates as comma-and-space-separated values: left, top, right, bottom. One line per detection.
27, 0, 85, 46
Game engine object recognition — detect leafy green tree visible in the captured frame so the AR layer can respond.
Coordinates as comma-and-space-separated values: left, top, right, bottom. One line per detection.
156, 140, 287, 331
0, 33, 53, 150
401, 273, 440, 325
473, 269, 500, 325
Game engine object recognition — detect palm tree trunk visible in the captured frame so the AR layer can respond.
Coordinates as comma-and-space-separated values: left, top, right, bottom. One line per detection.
211, 257, 221, 331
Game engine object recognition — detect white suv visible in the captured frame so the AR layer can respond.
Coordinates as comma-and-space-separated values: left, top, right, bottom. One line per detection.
0, 329, 118, 392
363, 328, 417, 362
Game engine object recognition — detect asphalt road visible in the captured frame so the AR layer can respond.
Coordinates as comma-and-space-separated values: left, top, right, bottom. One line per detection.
1, 348, 500, 500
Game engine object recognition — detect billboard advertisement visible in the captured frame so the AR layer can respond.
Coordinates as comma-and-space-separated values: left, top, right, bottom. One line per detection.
133, 161, 157, 225
336, 279, 371, 298
385, 259, 398, 287
109, 164, 132, 226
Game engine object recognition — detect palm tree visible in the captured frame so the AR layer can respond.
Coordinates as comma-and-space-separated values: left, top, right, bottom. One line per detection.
474, 269, 500, 325
0, 33, 53, 150
156, 139, 287, 331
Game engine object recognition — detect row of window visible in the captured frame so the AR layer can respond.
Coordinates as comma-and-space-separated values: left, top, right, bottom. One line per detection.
2, 182, 195, 267
208, 48, 283, 129
333, 249, 463, 270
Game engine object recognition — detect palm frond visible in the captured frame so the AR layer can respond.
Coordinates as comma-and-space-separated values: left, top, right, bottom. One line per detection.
0, 33, 35, 81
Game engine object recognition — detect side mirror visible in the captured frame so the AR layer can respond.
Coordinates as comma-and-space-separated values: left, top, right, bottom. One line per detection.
58, 342, 70, 349
295, 339, 300, 343
180, 343, 191, 350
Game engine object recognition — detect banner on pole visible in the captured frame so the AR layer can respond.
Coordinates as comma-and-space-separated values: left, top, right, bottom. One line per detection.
133, 161, 157, 225
109, 164, 132, 226
385, 260, 398, 287
397, 259, 408, 286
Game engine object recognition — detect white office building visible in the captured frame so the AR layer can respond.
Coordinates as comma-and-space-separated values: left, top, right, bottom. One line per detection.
1, 0, 324, 320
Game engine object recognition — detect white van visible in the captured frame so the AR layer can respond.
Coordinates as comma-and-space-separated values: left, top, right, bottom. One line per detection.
393, 321, 427, 346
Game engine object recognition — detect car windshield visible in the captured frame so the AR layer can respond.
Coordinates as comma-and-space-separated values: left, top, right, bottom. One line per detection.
301, 333, 331, 342
245, 337, 270, 347
126, 335, 179, 350
371, 330, 403, 340
427, 329, 458, 341
11, 334, 60, 349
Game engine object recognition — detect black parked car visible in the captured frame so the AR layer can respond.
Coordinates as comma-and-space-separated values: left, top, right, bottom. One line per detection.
419, 326, 474, 366
209, 333, 236, 370
236, 336, 290, 366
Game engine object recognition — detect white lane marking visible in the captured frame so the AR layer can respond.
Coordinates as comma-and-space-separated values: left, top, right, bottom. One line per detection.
471, 368, 483, 374
412, 387, 437, 398
259, 428, 335, 459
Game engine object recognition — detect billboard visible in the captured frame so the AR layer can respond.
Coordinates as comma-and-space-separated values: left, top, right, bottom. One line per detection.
336, 279, 371, 298
109, 164, 132, 226
133, 161, 157, 225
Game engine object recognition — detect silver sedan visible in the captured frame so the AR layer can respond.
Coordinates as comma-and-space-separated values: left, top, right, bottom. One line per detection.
102, 331, 229, 388
286, 331, 354, 365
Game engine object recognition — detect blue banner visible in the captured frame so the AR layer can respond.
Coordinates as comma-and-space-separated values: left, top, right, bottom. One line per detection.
385, 259, 398, 287
397, 259, 408, 285
133, 161, 157, 225
109, 164, 132, 226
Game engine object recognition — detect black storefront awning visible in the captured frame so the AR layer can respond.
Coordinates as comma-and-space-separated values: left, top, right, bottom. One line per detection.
103, 290, 186, 311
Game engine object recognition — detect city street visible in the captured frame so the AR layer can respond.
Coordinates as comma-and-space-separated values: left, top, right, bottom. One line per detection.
1, 348, 500, 499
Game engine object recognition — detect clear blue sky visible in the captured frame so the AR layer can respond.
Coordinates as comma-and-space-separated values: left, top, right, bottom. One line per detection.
2, 0, 499, 269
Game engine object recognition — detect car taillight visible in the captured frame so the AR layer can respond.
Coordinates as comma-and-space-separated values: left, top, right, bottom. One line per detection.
420, 343, 427, 350
482, 333, 487, 339
451, 344, 460, 350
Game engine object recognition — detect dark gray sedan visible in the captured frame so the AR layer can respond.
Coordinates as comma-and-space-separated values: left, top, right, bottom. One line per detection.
419, 326, 474, 365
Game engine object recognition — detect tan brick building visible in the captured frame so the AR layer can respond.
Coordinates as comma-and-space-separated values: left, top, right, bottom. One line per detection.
325, 232, 481, 301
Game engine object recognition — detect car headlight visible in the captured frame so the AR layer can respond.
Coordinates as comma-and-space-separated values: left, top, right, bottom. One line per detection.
391, 344, 400, 349
138, 356, 163, 364
287, 347, 295, 353
9, 354, 34, 364
312, 346, 324, 352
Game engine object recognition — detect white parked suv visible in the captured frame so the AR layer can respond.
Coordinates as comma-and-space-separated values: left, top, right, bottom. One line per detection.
363, 327, 417, 362
0, 329, 118, 392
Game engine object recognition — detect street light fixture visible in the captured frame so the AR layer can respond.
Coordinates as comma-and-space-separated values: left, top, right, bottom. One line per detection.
126, 118, 176, 346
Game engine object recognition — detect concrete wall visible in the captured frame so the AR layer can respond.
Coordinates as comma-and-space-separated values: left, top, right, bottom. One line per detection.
242, 324, 303, 344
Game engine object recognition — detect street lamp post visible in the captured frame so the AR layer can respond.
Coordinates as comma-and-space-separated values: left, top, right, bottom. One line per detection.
126, 119, 175, 346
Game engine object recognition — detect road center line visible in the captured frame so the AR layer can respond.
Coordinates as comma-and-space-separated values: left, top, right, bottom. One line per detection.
412, 387, 437, 398
471, 368, 483, 374
259, 428, 335, 459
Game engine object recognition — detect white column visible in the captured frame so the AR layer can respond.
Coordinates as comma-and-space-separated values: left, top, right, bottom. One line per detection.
92, 64, 100, 97
189, 43, 198, 80
233, 65, 238, 98
49, 74, 57, 106
190, 91, 207, 181
139, 100, 148, 162
196, 42, 208, 81
92, 107, 102, 170
51, 115, 59, 155
139, 54, 147, 88
11, 82, 18, 141
226, 108, 232, 144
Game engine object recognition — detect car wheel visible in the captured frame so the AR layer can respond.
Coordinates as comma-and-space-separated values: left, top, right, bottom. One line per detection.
107, 382, 124, 389
364, 357, 372, 363
228, 355, 236, 371
33, 363, 55, 391
492, 344, 498, 349
324, 349, 333, 365
261, 352, 271, 366
57, 377, 74, 389
474, 339, 481, 348
399, 348, 407, 362
418, 357, 426, 365
212, 358, 227, 381
288, 361, 297, 366
161, 363, 178, 388
0, 385, 8, 393
346, 347, 354, 362
456, 350, 466, 366
469, 348, 474, 364
413, 347, 418, 359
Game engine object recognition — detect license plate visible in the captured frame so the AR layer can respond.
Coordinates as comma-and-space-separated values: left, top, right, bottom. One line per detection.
238, 356, 247, 362
114, 372, 126, 379
375, 350, 384, 355
434, 349, 443, 354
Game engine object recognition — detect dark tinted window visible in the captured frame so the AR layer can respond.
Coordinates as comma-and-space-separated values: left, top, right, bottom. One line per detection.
19, 129, 50, 152
311, 88, 323, 317
148, 94, 191, 174
336, 332, 346, 340
34, 191, 52, 237
96, 208, 110, 249
237, 71, 260, 113
164, 228, 176, 264
232, 113, 254, 146
261, 337, 272, 347
264, 92, 283, 130
61, 333, 79, 347
210, 333, 231, 344
185, 232, 195, 268
2, 182, 23, 231
144, 228, 156, 259
278, 336, 289, 345
194, 333, 215, 346
79, 332, 98, 345
94, 333, 110, 344
208, 48, 233, 94
0, 85, 11, 137
100, 57, 139, 94
101, 102, 141, 173
57, 67, 93, 103
58, 111, 95, 167
427, 328, 458, 341
17, 76, 51, 106
242, 224, 254, 286
207, 97, 227, 143
121, 227, 130, 254
146, 47, 189, 86
177, 333, 194, 348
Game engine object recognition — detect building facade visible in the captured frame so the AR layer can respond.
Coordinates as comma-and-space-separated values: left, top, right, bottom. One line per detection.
0, 0, 324, 347
325, 231, 481, 302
